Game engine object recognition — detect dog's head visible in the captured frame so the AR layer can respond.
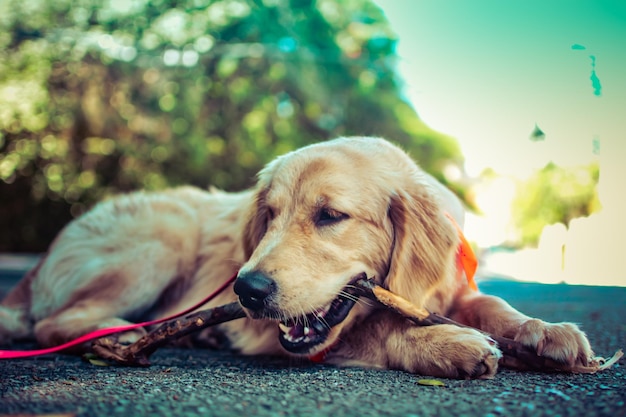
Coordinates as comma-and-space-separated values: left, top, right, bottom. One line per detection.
235, 137, 458, 356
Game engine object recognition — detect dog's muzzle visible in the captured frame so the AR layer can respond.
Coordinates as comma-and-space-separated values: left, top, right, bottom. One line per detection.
233, 271, 361, 354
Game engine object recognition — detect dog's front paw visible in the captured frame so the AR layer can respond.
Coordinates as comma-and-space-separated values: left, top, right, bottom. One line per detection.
514, 319, 594, 367
444, 327, 502, 379
403, 325, 502, 379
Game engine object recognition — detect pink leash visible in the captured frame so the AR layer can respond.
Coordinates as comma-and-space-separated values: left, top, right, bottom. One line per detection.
0, 273, 238, 359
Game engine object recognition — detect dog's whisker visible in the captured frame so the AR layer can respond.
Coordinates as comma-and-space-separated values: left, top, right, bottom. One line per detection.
303, 303, 318, 328
297, 305, 308, 326
356, 298, 373, 308
281, 312, 290, 324
338, 290, 360, 303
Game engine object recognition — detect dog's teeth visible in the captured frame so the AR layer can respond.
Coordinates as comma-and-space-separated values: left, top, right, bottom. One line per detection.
303, 326, 310, 335
278, 323, 292, 333
285, 334, 305, 343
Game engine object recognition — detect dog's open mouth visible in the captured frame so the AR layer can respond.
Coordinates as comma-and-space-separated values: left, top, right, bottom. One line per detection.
277, 288, 358, 354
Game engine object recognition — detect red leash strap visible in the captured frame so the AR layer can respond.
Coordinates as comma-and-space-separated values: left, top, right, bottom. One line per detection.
0, 273, 238, 359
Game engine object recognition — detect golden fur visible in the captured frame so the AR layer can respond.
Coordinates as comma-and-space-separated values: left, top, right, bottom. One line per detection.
0, 137, 593, 378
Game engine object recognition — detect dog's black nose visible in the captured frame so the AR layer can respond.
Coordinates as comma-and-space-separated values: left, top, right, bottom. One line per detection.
233, 271, 276, 311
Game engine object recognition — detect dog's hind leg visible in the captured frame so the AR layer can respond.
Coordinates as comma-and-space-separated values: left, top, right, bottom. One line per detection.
32, 255, 187, 351
29, 239, 198, 351
33, 299, 149, 351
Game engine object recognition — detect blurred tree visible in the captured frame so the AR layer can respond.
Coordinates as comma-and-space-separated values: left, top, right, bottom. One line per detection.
511, 162, 601, 246
0, 0, 462, 251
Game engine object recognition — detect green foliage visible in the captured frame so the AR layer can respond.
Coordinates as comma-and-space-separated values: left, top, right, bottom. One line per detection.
0, 0, 462, 251
511, 162, 601, 246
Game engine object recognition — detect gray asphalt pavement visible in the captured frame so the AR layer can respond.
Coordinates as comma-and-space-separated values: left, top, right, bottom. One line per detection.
0, 257, 624, 417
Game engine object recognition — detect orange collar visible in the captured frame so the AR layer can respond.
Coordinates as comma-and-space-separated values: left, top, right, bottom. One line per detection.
445, 213, 478, 291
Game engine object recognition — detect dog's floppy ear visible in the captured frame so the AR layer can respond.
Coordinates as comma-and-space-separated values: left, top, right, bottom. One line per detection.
385, 180, 458, 308
242, 187, 269, 260
242, 157, 282, 259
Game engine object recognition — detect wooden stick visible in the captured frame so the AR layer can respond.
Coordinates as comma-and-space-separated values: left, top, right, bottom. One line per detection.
92, 278, 621, 372
92, 302, 245, 366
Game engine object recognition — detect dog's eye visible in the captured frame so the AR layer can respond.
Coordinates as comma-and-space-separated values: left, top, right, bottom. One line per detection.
316, 208, 349, 227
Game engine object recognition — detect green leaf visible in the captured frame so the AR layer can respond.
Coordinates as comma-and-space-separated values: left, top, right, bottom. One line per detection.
83, 353, 110, 366
416, 379, 445, 387
88, 358, 111, 367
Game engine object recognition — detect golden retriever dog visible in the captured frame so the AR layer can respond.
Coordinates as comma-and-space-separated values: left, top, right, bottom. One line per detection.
0, 137, 593, 378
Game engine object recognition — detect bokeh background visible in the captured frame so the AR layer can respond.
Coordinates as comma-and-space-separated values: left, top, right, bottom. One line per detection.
0, 0, 623, 286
